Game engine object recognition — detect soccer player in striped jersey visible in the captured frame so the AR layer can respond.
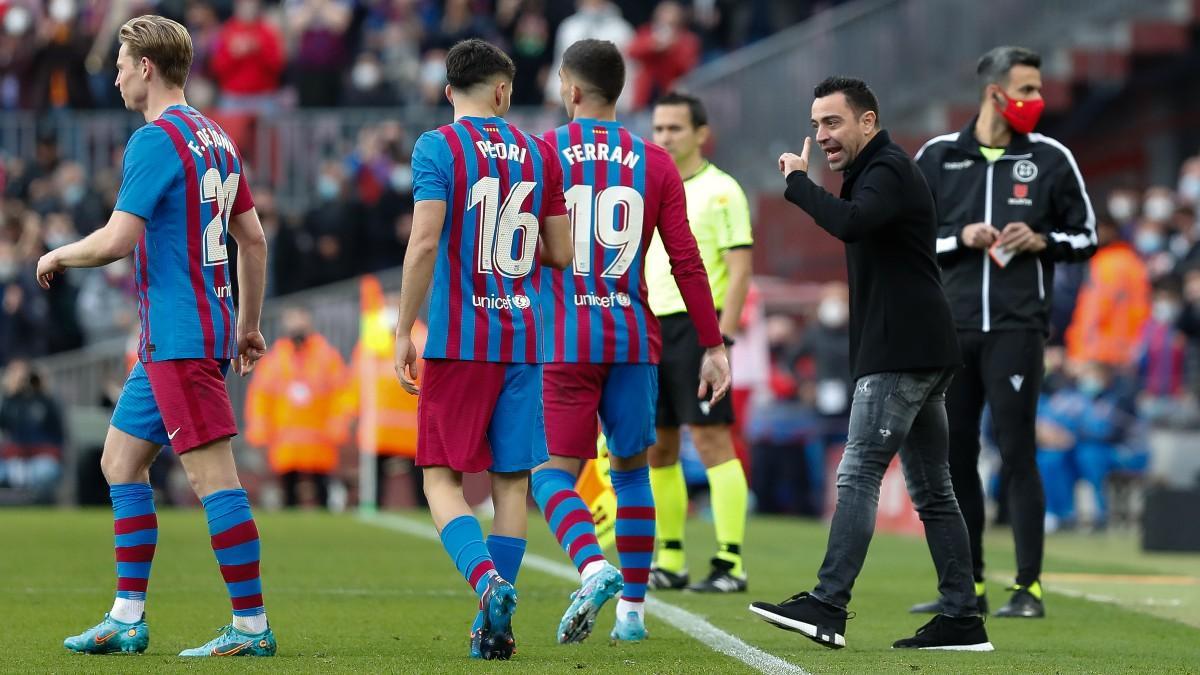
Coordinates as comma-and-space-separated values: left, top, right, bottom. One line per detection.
392, 39, 572, 661
532, 39, 732, 645
38, 16, 274, 657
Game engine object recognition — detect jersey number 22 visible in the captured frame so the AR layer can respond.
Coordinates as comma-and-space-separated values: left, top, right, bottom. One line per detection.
200, 167, 239, 267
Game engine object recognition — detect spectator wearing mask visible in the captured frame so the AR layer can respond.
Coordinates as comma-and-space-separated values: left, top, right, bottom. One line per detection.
53, 162, 106, 233
1106, 188, 1140, 230
792, 282, 852, 423
1164, 204, 1196, 263
1178, 156, 1200, 207
1137, 275, 1187, 422
364, 159, 414, 273
1141, 186, 1177, 227
301, 162, 364, 288
245, 307, 349, 509
417, 48, 450, 107
287, 0, 354, 107
1066, 217, 1150, 370
1035, 361, 1140, 531
211, 0, 286, 115
344, 52, 396, 107
1131, 216, 1177, 280
627, 1, 700, 110
0, 360, 64, 500
544, 0, 633, 108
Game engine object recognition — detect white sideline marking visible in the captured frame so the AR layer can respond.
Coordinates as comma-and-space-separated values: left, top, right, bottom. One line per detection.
360, 513, 812, 675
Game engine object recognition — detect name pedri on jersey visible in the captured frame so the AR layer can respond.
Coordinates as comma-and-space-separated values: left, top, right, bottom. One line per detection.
412, 116, 567, 363
114, 105, 253, 363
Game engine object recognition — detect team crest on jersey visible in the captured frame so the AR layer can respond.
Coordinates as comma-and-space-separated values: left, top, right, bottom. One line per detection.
1012, 159, 1038, 183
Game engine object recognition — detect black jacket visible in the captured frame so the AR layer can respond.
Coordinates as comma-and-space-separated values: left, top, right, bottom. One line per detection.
916, 119, 1097, 333
785, 130, 961, 379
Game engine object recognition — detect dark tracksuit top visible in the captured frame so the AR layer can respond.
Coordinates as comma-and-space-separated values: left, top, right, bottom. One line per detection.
915, 118, 1097, 333
784, 129, 961, 381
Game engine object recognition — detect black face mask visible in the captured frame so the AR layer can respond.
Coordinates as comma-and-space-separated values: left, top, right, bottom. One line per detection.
289, 331, 310, 346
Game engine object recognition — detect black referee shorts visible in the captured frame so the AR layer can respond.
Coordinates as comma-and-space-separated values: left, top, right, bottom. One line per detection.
655, 313, 734, 428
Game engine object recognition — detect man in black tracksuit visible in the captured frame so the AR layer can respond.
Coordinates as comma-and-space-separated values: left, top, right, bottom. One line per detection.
748, 77, 992, 652
911, 47, 1096, 618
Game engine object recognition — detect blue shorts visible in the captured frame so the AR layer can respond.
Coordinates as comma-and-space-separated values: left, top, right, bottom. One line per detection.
111, 359, 234, 453
417, 360, 550, 474
543, 363, 658, 460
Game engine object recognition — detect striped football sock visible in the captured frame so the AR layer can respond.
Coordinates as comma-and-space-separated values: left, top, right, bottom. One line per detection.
532, 468, 606, 576
440, 515, 498, 599
110, 483, 157, 623
611, 466, 655, 614
202, 489, 268, 634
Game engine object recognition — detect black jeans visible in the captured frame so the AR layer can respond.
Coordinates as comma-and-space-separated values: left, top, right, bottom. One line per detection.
948, 330, 1045, 586
812, 369, 978, 617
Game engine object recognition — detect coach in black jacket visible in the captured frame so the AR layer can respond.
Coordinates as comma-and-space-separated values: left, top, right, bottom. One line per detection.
910, 47, 1096, 620
749, 77, 992, 653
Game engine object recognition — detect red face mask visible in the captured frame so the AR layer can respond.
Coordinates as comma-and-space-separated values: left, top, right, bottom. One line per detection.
995, 91, 1044, 135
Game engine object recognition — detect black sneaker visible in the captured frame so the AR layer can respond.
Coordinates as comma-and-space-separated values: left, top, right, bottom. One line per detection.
994, 584, 1045, 618
647, 567, 689, 591
893, 614, 994, 651
748, 592, 848, 649
909, 592, 988, 615
686, 558, 747, 593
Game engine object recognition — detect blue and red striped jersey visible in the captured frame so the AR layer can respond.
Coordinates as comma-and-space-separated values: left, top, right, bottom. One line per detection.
412, 116, 567, 363
541, 119, 720, 364
114, 105, 252, 363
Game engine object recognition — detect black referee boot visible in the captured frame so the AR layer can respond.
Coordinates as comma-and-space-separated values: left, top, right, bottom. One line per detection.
994, 582, 1045, 618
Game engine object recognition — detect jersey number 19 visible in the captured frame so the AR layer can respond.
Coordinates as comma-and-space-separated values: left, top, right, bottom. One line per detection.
565, 185, 644, 279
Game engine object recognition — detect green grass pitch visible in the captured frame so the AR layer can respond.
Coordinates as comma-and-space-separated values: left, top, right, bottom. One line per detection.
4, 508, 1198, 673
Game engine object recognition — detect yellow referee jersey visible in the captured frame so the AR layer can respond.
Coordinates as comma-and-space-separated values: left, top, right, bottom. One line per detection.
645, 161, 753, 317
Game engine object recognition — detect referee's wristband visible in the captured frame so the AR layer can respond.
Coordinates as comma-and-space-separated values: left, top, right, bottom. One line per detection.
722, 334, 736, 347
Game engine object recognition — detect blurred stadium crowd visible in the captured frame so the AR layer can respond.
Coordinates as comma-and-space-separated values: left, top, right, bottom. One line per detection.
2, 1, 1199, 534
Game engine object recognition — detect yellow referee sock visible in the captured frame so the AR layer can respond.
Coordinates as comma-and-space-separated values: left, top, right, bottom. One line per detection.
649, 463, 687, 573
707, 458, 748, 578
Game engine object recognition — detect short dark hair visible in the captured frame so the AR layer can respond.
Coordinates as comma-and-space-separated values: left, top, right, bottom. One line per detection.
445, 39, 515, 91
654, 91, 708, 129
813, 76, 880, 125
561, 39, 625, 104
976, 46, 1041, 95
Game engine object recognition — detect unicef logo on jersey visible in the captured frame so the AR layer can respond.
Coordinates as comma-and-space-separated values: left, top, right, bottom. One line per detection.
472, 294, 532, 311
1012, 160, 1038, 183
574, 291, 634, 308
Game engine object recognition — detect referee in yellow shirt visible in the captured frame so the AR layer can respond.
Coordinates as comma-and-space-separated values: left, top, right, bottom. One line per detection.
646, 92, 753, 593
